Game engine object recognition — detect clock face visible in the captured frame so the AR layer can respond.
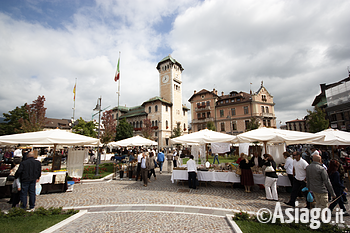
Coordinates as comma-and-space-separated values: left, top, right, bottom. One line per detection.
162, 75, 169, 83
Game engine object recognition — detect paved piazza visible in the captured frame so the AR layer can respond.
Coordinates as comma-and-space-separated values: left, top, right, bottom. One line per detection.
1, 172, 350, 232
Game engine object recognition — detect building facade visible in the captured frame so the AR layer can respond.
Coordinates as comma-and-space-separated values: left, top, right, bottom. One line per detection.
285, 118, 308, 132
312, 74, 350, 132
111, 55, 189, 147
189, 82, 276, 134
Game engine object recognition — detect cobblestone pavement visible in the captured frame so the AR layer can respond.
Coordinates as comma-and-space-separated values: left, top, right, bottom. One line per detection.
1, 171, 350, 232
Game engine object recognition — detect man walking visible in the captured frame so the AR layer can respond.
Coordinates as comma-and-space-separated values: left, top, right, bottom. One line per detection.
157, 150, 165, 174
306, 154, 336, 209
284, 151, 309, 208
15, 151, 41, 210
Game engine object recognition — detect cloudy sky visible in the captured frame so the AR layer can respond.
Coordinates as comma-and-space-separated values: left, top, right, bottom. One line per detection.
1, 0, 349, 128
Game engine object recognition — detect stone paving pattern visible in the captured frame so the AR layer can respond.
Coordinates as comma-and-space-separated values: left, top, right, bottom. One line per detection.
1, 171, 350, 232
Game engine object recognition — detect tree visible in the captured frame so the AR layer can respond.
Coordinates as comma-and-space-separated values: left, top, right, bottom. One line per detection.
19, 95, 47, 132
246, 117, 261, 131
141, 118, 152, 139
115, 118, 133, 141
206, 121, 216, 131
101, 110, 116, 144
306, 107, 329, 133
0, 104, 28, 135
72, 117, 97, 138
171, 122, 183, 138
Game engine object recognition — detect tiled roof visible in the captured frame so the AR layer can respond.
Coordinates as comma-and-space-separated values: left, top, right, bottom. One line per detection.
156, 55, 184, 71
142, 96, 172, 106
44, 118, 72, 129
120, 106, 147, 119
188, 89, 218, 102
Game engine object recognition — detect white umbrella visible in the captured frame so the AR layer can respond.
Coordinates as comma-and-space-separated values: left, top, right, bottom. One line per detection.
0, 129, 100, 146
108, 135, 157, 147
311, 128, 350, 145
235, 127, 324, 145
170, 129, 236, 162
170, 129, 236, 145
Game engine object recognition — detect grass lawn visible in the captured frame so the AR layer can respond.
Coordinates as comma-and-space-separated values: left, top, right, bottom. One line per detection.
0, 214, 72, 233
182, 156, 239, 164
235, 220, 315, 233
81, 162, 114, 179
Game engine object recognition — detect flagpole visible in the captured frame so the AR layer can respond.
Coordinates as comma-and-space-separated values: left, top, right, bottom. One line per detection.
73, 78, 77, 122
117, 52, 121, 127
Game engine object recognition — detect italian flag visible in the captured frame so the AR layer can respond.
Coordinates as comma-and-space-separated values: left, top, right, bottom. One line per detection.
73, 84, 76, 100
114, 58, 120, 82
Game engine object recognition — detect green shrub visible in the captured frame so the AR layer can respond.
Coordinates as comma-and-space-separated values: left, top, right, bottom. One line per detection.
233, 210, 250, 221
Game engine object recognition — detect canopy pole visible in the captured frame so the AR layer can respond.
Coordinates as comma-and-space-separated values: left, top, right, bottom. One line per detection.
51, 144, 57, 171
263, 141, 267, 155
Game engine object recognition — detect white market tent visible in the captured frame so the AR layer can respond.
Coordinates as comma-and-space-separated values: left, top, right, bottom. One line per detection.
170, 129, 237, 162
170, 129, 236, 144
234, 127, 325, 164
0, 129, 100, 146
310, 128, 350, 145
235, 127, 325, 145
108, 135, 157, 147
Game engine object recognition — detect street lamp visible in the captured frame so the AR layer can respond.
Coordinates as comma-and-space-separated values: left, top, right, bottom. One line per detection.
93, 97, 102, 176
157, 119, 161, 153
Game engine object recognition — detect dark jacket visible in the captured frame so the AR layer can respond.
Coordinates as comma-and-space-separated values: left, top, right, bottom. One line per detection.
239, 159, 252, 170
249, 156, 263, 167
329, 171, 345, 196
15, 157, 41, 182
263, 160, 278, 178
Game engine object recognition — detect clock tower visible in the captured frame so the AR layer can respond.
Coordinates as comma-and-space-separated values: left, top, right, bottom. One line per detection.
156, 55, 187, 132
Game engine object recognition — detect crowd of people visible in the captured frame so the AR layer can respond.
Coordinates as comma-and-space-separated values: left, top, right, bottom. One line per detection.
235, 145, 350, 216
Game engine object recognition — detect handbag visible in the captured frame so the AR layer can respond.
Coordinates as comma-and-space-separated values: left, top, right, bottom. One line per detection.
265, 165, 275, 172
7, 175, 15, 182
236, 167, 242, 175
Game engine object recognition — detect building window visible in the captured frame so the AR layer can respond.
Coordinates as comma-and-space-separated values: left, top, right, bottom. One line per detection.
140, 121, 143, 128
231, 108, 236, 116
166, 120, 168, 128
148, 106, 151, 113
245, 120, 249, 130
232, 122, 237, 130
220, 109, 224, 117
268, 120, 271, 127
197, 102, 200, 107
266, 107, 269, 113
155, 121, 158, 127
155, 105, 158, 112
221, 122, 225, 131
231, 99, 235, 102
206, 101, 210, 106
184, 123, 186, 129
152, 121, 154, 127
244, 106, 249, 114
198, 124, 202, 131
261, 106, 265, 113
237, 98, 241, 102
225, 100, 229, 103
166, 138, 169, 146
263, 120, 266, 126
202, 113, 205, 118
136, 121, 139, 128
155, 132, 158, 137
197, 113, 201, 119
201, 102, 205, 106
207, 112, 211, 118
262, 95, 267, 101
183, 110, 185, 116
166, 105, 168, 111
133, 122, 135, 128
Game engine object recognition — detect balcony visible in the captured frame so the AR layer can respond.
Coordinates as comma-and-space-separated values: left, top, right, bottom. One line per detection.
192, 117, 214, 123
195, 105, 211, 112
260, 112, 275, 118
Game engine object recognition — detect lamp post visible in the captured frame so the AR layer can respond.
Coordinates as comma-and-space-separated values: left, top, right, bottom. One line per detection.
157, 119, 161, 153
93, 97, 102, 176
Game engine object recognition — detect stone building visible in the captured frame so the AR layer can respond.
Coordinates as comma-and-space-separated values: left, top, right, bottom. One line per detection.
189, 82, 276, 134
111, 55, 189, 148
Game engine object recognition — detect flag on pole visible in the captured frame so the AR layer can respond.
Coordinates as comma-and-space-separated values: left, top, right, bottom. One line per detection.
114, 58, 120, 82
73, 83, 76, 100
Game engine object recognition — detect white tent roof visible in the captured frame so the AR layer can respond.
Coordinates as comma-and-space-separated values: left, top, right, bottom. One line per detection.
108, 135, 157, 147
310, 128, 350, 145
0, 129, 100, 146
170, 129, 236, 145
235, 127, 325, 145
